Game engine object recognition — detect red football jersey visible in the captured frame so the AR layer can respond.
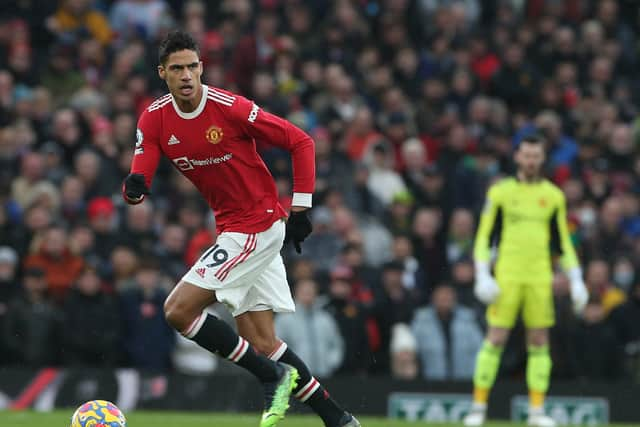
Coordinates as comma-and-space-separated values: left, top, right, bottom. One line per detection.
129, 85, 315, 234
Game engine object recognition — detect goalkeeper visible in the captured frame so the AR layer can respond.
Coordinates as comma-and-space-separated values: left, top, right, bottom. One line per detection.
463, 135, 589, 427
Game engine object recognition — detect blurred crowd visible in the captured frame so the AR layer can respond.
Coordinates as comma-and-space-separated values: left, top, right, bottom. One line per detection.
1, 0, 640, 383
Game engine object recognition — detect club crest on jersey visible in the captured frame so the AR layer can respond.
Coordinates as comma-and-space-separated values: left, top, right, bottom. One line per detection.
206, 125, 223, 144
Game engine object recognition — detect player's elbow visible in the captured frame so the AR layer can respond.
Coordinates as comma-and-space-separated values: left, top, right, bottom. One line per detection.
289, 127, 315, 151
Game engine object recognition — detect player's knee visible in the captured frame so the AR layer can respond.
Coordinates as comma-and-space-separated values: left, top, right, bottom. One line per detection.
490, 336, 507, 347
164, 295, 191, 331
527, 330, 549, 347
486, 328, 509, 347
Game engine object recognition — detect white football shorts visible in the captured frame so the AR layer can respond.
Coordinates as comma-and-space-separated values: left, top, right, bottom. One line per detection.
181, 219, 294, 317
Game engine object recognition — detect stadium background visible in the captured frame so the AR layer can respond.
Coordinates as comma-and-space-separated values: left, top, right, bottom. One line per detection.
0, 0, 640, 423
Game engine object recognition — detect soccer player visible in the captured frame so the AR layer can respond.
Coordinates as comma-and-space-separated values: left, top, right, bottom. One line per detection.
122, 30, 360, 427
462, 135, 589, 427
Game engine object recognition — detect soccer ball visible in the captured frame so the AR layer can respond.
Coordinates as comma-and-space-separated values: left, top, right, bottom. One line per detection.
70, 400, 127, 427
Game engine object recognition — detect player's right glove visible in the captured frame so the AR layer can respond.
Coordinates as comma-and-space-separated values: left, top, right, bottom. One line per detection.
284, 210, 312, 254
568, 267, 589, 314
123, 173, 150, 204
474, 260, 500, 304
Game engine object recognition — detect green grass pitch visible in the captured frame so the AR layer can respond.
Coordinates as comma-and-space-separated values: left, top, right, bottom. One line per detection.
0, 411, 636, 427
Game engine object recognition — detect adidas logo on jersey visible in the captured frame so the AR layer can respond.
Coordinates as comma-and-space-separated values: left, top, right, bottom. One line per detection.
168, 134, 180, 145
195, 267, 206, 278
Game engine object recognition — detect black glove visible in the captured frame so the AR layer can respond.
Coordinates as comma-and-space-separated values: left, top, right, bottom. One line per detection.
284, 210, 312, 254
123, 173, 150, 201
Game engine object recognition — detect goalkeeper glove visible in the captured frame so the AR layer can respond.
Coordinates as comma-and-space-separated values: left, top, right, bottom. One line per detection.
123, 173, 150, 204
474, 261, 500, 304
568, 267, 589, 314
284, 210, 312, 254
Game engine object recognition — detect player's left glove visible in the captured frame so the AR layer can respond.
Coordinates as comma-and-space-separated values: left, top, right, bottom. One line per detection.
568, 267, 589, 314
474, 260, 500, 304
123, 173, 150, 204
284, 210, 312, 254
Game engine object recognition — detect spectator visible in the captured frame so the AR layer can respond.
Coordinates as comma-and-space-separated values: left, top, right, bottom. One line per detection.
344, 106, 383, 162
365, 142, 406, 208
335, 242, 379, 299
595, 0, 635, 61
612, 256, 636, 294
573, 302, 622, 380
110, 246, 139, 290
41, 43, 85, 108
333, 205, 392, 268
346, 164, 386, 218
446, 208, 475, 264
321, 70, 364, 137
415, 163, 451, 215
116, 202, 157, 258
47, 0, 113, 45
606, 124, 634, 174
231, 8, 279, 96
450, 257, 477, 308
109, 0, 174, 44
74, 149, 111, 198
534, 109, 578, 171
416, 77, 449, 134
0, 246, 19, 364
3, 267, 62, 366
419, 0, 481, 28
23, 224, 84, 303
41, 141, 70, 187
371, 261, 416, 374
490, 41, 538, 112
452, 142, 500, 212
390, 235, 427, 303
389, 323, 418, 380
400, 138, 429, 197
383, 191, 415, 236
583, 157, 613, 207
68, 224, 97, 260
0, 246, 19, 297
585, 196, 627, 262
153, 223, 188, 281
86, 196, 119, 263
314, 127, 354, 195
610, 280, 640, 371
62, 262, 120, 366
325, 269, 370, 375
412, 207, 448, 287
298, 207, 342, 274
275, 279, 344, 378
12, 204, 53, 257
119, 260, 174, 371
49, 108, 83, 165
584, 259, 626, 315
11, 151, 58, 211
411, 284, 483, 380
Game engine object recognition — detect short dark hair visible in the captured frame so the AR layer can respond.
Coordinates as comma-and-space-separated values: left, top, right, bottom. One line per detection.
158, 30, 200, 65
520, 134, 546, 146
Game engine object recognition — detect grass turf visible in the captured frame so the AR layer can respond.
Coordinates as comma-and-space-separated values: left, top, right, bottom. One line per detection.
0, 411, 636, 427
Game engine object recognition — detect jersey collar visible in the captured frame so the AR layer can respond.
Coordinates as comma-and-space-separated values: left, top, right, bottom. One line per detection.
514, 172, 543, 184
171, 84, 208, 120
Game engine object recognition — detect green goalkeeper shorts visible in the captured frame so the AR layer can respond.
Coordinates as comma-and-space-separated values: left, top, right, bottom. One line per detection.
486, 275, 555, 329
